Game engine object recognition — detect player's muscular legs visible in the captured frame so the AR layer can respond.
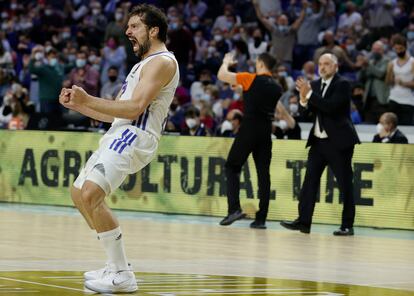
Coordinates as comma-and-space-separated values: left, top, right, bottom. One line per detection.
80, 181, 119, 232
71, 186, 95, 229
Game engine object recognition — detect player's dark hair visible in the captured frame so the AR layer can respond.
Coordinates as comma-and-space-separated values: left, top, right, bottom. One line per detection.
128, 4, 168, 43
257, 53, 277, 72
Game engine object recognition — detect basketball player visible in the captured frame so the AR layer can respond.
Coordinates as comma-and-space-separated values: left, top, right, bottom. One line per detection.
59, 4, 179, 294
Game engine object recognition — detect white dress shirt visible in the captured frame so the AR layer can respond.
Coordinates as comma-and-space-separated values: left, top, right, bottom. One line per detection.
300, 76, 334, 138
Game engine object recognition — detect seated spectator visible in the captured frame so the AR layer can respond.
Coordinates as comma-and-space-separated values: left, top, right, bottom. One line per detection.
181, 106, 210, 136
273, 101, 301, 139
220, 109, 243, 137
100, 37, 126, 85
212, 4, 241, 32
100, 66, 122, 100
190, 69, 214, 103
165, 96, 185, 133
373, 112, 408, 144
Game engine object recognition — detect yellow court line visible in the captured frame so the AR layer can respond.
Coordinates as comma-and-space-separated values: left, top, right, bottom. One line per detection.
0, 277, 86, 292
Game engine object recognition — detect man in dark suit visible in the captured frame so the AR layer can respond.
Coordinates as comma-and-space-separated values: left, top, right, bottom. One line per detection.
373, 112, 409, 144
281, 53, 360, 236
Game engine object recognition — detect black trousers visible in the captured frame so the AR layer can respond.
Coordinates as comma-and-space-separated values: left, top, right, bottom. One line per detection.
225, 122, 272, 222
299, 138, 355, 228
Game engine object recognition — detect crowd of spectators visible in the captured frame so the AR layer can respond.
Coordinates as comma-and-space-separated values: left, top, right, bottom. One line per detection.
0, 0, 413, 142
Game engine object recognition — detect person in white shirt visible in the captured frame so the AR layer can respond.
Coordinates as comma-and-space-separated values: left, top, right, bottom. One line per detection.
59, 4, 179, 293
386, 34, 414, 125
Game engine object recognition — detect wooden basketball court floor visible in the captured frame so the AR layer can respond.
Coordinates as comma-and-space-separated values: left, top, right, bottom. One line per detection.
0, 203, 413, 295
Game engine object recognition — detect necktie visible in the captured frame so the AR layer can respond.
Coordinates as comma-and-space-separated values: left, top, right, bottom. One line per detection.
318, 82, 327, 132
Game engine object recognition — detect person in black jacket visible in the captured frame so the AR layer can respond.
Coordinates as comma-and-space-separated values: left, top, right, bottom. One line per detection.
373, 112, 409, 144
281, 53, 360, 236
217, 52, 282, 229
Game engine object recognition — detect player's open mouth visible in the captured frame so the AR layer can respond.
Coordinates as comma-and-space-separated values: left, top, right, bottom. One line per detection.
129, 38, 138, 46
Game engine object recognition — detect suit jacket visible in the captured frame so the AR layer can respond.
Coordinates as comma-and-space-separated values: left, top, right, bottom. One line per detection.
372, 129, 409, 144
305, 74, 360, 150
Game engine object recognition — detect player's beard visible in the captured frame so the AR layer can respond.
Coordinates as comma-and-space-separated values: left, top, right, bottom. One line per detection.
136, 32, 151, 60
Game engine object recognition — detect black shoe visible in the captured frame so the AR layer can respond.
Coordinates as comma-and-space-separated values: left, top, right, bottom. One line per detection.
280, 219, 311, 234
250, 220, 267, 229
219, 210, 246, 226
333, 227, 354, 236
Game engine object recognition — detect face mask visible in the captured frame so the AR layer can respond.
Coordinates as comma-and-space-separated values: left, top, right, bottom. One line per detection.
170, 103, 178, 111
306, 7, 313, 16
169, 23, 178, 30
49, 58, 58, 66
233, 33, 241, 41
92, 8, 101, 15
289, 103, 298, 114
346, 44, 355, 52
11, 3, 17, 10
278, 25, 288, 33
34, 52, 44, 61
88, 55, 97, 63
45, 45, 52, 53
254, 37, 261, 45
278, 71, 288, 77
108, 75, 117, 82
1, 12, 8, 19
202, 94, 211, 101
186, 118, 197, 129
201, 80, 210, 86
92, 64, 100, 71
233, 93, 240, 100
207, 46, 216, 54
115, 12, 123, 21
407, 31, 414, 41
190, 22, 199, 29
68, 54, 76, 62
214, 35, 223, 42
62, 32, 71, 39
397, 51, 406, 58
376, 123, 385, 134
371, 52, 382, 61
76, 59, 86, 68
45, 9, 53, 16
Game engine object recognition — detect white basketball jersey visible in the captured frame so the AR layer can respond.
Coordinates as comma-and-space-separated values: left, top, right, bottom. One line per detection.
111, 51, 180, 139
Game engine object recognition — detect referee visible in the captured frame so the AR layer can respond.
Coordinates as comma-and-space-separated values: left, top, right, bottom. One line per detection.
217, 52, 282, 229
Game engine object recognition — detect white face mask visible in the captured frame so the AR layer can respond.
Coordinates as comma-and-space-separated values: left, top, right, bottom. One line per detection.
289, 103, 298, 114
34, 52, 44, 61
186, 118, 197, 129
376, 123, 385, 134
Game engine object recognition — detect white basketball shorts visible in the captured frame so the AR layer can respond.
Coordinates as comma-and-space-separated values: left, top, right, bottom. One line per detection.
73, 125, 158, 195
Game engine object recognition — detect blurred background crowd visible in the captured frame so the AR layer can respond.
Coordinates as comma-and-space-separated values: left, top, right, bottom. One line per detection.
0, 0, 413, 142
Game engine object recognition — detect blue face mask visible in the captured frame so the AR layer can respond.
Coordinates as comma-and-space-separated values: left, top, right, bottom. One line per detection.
407, 31, 414, 41
278, 25, 289, 33
76, 59, 86, 68
190, 22, 199, 29
169, 23, 178, 30
49, 58, 58, 66
306, 7, 313, 16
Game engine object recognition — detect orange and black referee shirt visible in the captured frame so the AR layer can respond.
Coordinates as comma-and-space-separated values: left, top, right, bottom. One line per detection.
235, 72, 282, 121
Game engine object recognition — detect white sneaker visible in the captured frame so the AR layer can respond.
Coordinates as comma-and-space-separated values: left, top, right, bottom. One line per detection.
85, 270, 138, 294
84, 263, 131, 281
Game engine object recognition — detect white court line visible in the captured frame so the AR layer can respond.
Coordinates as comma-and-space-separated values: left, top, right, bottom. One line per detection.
0, 277, 86, 292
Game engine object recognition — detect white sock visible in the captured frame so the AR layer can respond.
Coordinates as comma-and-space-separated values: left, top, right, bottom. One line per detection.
97, 227, 129, 271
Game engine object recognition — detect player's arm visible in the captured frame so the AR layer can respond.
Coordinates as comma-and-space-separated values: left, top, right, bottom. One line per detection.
59, 88, 116, 123
70, 56, 176, 120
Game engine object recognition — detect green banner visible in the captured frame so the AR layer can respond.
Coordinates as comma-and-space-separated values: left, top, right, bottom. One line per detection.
0, 130, 413, 230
